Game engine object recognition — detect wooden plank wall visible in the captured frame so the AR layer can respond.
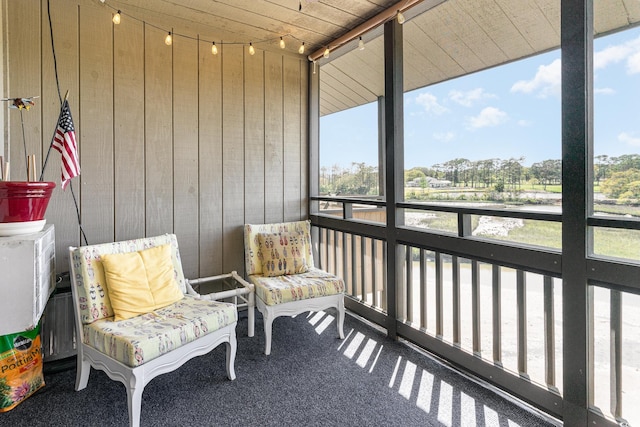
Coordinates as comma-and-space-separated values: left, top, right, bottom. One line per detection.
4, 0, 309, 278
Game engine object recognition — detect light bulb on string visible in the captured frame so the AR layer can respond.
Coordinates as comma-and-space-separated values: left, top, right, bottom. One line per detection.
358, 37, 364, 51
249, 42, 255, 55
279, 37, 286, 49
165, 32, 173, 45
211, 42, 218, 55
323, 47, 330, 58
312, 60, 316, 75
397, 11, 406, 24
112, 10, 121, 25
298, 42, 305, 54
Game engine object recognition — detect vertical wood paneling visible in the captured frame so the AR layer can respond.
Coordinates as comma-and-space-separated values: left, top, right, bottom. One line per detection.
173, 36, 199, 277
300, 61, 309, 218
6, 0, 309, 278
40, 0, 80, 270
198, 40, 223, 276
222, 44, 245, 273
113, 16, 145, 242
264, 51, 284, 223
144, 25, 173, 236
79, 3, 114, 245
283, 56, 301, 221
7, 0, 40, 183
244, 50, 265, 225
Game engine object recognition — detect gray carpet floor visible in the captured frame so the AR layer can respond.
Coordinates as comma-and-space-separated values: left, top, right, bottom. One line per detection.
1, 309, 557, 426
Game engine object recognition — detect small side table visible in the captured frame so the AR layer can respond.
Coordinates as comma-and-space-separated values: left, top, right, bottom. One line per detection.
188, 271, 254, 337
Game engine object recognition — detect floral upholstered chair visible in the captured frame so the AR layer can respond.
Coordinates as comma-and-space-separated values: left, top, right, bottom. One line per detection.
69, 234, 237, 427
244, 220, 345, 355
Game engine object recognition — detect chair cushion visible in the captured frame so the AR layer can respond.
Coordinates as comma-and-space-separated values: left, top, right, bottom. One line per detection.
257, 231, 310, 277
82, 295, 236, 367
244, 221, 314, 275
101, 244, 184, 321
248, 268, 345, 306
70, 234, 187, 324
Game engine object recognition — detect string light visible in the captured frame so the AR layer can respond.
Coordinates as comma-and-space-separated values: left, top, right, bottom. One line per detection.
99, 5, 309, 56
397, 11, 406, 24
312, 60, 316, 74
358, 36, 364, 51
323, 47, 330, 58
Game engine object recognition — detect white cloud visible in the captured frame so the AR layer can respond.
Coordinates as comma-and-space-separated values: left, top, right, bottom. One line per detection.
618, 132, 640, 146
627, 52, 640, 74
594, 87, 615, 95
594, 35, 640, 74
510, 58, 561, 98
595, 44, 632, 69
433, 131, 455, 142
415, 92, 448, 115
517, 119, 532, 127
449, 88, 496, 107
468, 107, 507, 129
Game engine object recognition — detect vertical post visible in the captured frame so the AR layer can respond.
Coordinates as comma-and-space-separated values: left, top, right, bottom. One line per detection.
435, 251, 443, 338
452, 255, 460, 346
351, 233, 358, 297
562, 0, 592, 423
378, 96, 386, 197
372, 238, 378, 308
420, 249, 428, 330
406, 246, 413, 323
610, 290, 622, 419
383, 18, 404, 339
361, 236, 367, 303
472, 260, 481, 356
492, 265, 502, 366
517, 270, 527, 376
544, 275, 556, 388
308, 60, 320, 216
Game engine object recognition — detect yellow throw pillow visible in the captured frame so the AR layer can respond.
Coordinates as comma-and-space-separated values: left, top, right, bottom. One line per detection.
101, 244, 184, 321
258, 231, 309, 277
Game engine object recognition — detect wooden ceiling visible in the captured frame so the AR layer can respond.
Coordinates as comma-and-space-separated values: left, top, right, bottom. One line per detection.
105, 0, 401, 54
105, 0, 640, 116
319, 0, 640, 116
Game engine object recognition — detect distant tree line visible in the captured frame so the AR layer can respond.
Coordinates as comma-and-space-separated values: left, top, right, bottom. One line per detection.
320, 154, 640, 200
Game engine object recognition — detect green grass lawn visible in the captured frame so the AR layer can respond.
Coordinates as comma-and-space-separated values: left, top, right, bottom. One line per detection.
406, 207, 639, 261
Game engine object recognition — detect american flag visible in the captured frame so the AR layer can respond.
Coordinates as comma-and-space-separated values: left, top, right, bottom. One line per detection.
52, 100, 80, 190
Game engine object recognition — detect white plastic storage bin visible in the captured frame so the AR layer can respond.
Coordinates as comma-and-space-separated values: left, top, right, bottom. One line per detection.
0, 224, 55, 335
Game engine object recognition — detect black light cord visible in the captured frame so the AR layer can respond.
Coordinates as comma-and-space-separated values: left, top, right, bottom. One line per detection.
45, 0, 88, 246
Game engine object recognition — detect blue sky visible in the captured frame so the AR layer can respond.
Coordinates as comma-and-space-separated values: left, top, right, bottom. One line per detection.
320, 27, 640, 170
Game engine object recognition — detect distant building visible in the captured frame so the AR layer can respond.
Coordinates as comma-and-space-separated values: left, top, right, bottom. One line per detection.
406, 177, 451, 188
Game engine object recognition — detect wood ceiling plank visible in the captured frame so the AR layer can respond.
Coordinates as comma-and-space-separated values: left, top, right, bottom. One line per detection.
454, 0, 533, 59
422, 2, 486, 73
494, 0, 559, 53
622, 0, 640, 25
594, 0, 630, 35
321, 71, 375, 106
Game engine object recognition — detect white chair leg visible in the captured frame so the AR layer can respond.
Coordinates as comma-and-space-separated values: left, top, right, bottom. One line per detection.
75, 353, 91, 391
336, 298, 345, 339
263, 310, 274, 355
248, 293, 255, 337
126, 376, 144, 427
226, 335, 237, 380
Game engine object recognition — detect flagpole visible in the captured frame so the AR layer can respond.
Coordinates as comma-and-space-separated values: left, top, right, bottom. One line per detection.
39, 90, 69, 182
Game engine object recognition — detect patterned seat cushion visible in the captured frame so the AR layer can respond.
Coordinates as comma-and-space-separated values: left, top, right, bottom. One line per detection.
83, 295, 237, 367
248, 268, 345, 306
